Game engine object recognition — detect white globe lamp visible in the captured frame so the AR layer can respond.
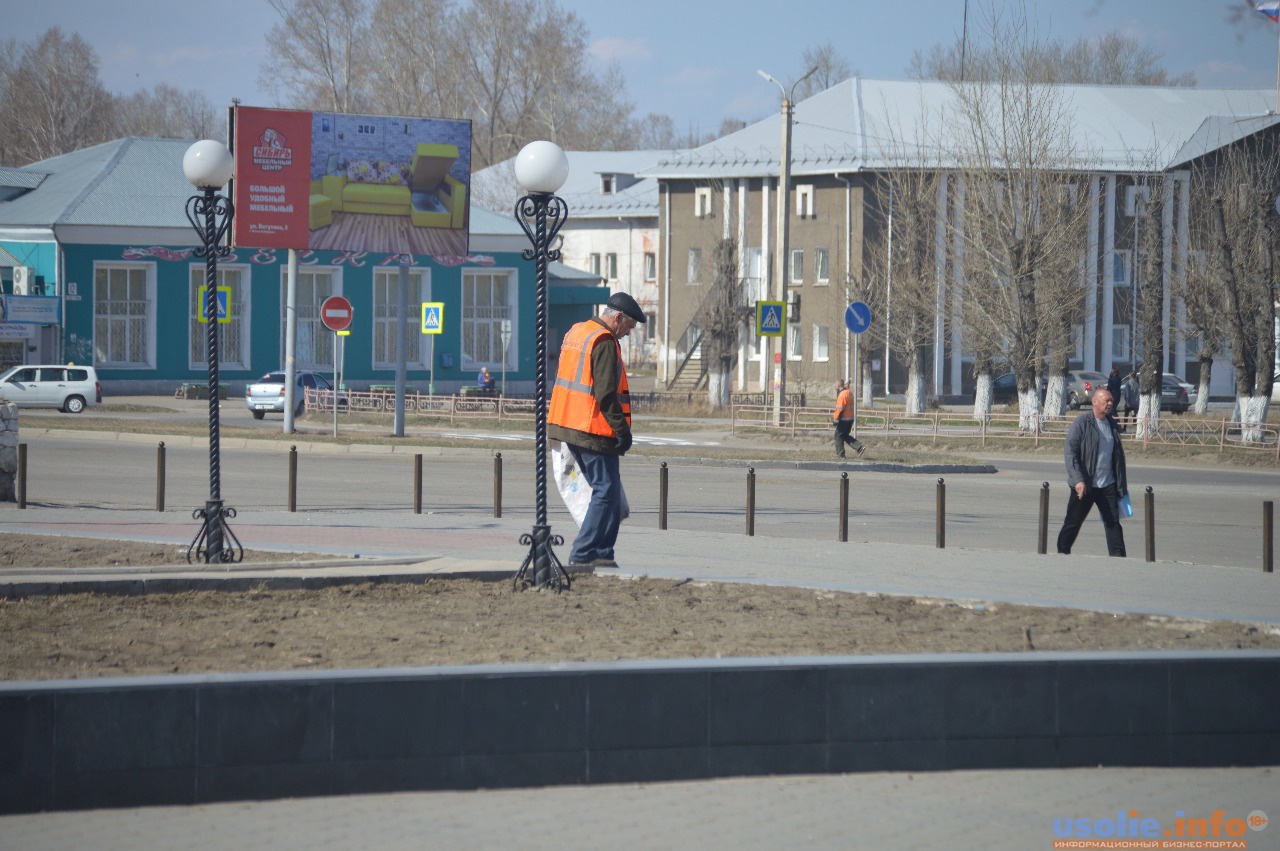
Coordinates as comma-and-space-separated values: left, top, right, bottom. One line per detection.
514, 140, 569, 194
183, 140, 235, 190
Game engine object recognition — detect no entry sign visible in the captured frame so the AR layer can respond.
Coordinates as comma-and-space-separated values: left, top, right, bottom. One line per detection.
321, 295, 353, 332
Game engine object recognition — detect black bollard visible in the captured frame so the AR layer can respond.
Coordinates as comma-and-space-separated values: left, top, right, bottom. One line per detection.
1264, 500, 1273, 574
156, 442, 166, 512
16, 443, 26, 509
659, 462, 668, 530
413, 453, 423, 515
746, 467, 756, 537
493, 452, 502, 518
1144, 486, 1155, 563
839, 472, 849, 542
288, 445, 297, 513
1037, 481, 1049, 554
936, 477, 945, 549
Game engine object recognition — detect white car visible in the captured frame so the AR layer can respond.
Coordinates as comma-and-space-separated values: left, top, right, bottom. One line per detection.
245, 370, 332, 419
0, 364, 102, 413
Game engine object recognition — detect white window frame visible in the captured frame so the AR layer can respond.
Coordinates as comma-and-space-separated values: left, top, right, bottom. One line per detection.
462, 268, 516, 370
1124, 184, 1151, 217
789, 248, 804, 285
812, 323, 829, 362
814, 247, 830, 284
372, 267, 431, 370
93, 262, 156, 369
601, 174, 615, 195
188, 263, 250, 371
588, 253, 601, 277
643, 252, 657, 281
281, 267, 341, 371
605, 253, 618, 281
1072, 325, 1085, 363
694, 186, 713, 218
1112, 250, 1132, 287
796, 183, 815, 218
787, 323, 803, 360
687, 248, 703, 284
1112, 324, 1130, 362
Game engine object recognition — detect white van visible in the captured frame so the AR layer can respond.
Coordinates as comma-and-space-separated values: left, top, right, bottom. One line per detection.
0, 364, 102, 413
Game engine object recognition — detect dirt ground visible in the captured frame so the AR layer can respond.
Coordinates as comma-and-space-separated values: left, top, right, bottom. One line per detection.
2, 533, 1278, 681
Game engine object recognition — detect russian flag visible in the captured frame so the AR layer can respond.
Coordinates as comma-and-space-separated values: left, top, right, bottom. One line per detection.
1258, 1, 1280, 23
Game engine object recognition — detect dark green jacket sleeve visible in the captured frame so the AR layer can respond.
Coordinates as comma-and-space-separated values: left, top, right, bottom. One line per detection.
589, 323, 630, 441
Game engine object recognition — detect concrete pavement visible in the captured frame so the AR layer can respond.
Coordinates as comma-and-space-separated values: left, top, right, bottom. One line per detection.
2, 416, 1278, 849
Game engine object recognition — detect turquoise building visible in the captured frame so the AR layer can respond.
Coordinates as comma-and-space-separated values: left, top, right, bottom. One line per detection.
0, 137, 606, 394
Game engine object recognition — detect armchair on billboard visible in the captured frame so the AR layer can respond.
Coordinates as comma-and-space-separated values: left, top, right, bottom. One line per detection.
232, 106, 473, 257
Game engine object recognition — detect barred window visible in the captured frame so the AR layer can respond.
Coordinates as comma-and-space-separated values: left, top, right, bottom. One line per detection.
281, 268, 338, 370
94, 264, 153, 368
189, 265, 249, 370
463, 269, 514, 368
372, 268, 429, 370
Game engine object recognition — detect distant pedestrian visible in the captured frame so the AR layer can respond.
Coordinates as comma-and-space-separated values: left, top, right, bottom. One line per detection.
477, 367, 494, 393
1107, 366, 1122, 400
832, 379, 865, 458
1121, 371, 1139, 430
1057, 388, 1129, 557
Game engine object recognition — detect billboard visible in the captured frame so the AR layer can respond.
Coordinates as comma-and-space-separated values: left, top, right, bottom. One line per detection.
232, 106, 472, 256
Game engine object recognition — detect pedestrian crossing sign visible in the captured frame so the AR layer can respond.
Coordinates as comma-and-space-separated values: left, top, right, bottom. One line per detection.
756, 300, 786, 337
421, 302, 444, 335
197, 286, 231, 324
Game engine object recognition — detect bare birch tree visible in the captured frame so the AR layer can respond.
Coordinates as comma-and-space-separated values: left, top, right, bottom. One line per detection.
1132, 187, 1168, 438
262, 0, 371, 113
946, 5, 1091, 431
864, 171, 943, 415
1201, 143, 1280, 441
0, 28, 113, 165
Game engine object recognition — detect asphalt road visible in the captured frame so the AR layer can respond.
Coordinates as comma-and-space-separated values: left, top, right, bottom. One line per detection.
8, 421, 1278, 571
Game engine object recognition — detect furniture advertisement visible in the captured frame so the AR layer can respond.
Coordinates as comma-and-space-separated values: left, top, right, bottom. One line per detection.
233, 106, 473, 256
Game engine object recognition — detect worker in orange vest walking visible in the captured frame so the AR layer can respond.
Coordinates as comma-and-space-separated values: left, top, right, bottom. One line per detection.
833, 379, 865, 458
548, 292, 645, 569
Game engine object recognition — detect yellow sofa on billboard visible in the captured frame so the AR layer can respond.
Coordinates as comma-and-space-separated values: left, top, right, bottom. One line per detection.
309, 144, 466, 230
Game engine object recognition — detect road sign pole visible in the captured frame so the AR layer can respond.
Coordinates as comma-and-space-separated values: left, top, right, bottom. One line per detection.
333, 329, 339, 439
853, 333, 860, 438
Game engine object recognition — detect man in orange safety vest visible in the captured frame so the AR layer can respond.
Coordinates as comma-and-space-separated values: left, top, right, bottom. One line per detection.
548, 291, 645, 569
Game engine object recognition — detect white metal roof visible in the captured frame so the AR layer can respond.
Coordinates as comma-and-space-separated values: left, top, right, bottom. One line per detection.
643, 77, 1278, 179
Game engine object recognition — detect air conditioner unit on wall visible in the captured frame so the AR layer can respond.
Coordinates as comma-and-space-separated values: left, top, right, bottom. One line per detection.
11, 266, 35, 294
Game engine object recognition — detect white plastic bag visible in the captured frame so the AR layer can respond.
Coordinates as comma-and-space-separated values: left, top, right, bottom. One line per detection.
553, 443, 629, 529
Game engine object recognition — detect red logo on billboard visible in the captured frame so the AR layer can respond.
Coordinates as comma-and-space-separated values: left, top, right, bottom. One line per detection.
252, 127, 293, 172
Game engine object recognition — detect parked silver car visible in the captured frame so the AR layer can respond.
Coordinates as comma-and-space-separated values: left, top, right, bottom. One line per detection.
1064, 370, 1109, 410
0, 364, 102, 413
245, 370, 332, 419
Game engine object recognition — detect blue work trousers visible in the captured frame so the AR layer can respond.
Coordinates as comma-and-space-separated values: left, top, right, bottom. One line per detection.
566, 443, 622, 564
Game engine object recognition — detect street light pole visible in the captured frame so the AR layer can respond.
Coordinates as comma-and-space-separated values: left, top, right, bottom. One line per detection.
512, 141, 571, 591
182, 139, 242, 564
759, 67, 816, 426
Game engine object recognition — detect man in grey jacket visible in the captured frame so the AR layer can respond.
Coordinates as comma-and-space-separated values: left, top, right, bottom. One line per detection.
1057, 388, 1129, 557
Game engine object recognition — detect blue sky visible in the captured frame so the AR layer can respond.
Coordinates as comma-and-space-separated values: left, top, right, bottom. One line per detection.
7, 0, 1280, 133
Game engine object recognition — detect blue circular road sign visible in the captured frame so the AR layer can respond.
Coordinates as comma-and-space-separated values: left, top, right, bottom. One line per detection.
845, 301, 873, 334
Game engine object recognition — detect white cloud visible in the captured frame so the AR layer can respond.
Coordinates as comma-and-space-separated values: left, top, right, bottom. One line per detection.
589, 36, 651, 63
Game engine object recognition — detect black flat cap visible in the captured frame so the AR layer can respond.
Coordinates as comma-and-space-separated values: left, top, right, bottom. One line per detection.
606, 291, 646, 323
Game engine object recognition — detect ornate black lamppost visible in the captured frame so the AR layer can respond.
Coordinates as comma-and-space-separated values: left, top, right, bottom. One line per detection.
512, 141, 570, 591
183, 139, 243, 564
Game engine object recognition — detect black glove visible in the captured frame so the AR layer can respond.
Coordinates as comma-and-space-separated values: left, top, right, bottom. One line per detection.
615, 431, 633, 454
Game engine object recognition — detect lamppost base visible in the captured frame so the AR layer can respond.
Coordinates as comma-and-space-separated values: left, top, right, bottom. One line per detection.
187, 500, 244, 564
514, 524, 569, 592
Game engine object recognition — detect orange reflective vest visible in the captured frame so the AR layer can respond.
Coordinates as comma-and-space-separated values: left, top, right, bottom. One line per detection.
834, 388, 855, 420
548, 320, 631, 438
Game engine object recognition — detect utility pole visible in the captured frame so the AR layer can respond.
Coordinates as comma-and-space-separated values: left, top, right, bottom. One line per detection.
759, 66, 816, 426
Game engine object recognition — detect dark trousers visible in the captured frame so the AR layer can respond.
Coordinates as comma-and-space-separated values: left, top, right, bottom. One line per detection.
834, 419, 863, 456
565, 443, 622, 564
1056, 483, 1126, 557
